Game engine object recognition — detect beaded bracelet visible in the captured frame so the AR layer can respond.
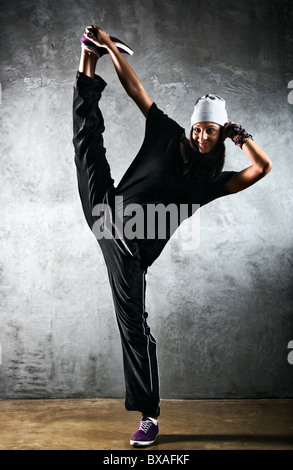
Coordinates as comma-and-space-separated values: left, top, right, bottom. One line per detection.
225, 123, 253, 149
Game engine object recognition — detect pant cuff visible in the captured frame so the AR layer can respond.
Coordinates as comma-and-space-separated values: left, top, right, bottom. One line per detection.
75, 70, 107, 92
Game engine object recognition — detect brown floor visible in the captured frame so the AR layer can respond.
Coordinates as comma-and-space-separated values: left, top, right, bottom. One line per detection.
0, 398, 292, 450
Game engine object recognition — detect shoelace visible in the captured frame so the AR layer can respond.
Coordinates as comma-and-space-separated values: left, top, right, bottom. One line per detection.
139, 419, 152, 434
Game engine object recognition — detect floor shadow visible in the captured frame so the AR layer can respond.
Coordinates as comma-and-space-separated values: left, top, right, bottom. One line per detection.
156, 434, 293, 446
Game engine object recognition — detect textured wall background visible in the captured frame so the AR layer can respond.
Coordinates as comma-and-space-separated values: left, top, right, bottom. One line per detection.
0, 0, 293, 399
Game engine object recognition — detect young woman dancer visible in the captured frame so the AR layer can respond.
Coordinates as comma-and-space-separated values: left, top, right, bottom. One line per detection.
73, 25, 273, 447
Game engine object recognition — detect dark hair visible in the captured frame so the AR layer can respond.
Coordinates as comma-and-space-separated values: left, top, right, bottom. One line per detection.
180, 127, 225, 180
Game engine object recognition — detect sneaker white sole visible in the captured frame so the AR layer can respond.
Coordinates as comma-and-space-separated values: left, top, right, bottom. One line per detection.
114, 41, 133, 56
130, 438, 157, 447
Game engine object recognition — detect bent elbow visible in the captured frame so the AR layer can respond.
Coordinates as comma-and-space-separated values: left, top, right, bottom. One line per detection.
257, 158, 273, 178
262, 160, 273, 176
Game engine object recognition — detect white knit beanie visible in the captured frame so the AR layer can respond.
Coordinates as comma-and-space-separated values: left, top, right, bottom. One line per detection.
191, 94, 228, 127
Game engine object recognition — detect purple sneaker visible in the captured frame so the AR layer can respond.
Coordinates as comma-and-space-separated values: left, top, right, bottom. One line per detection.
81, 27, 133, 58
130, 417, 158, 447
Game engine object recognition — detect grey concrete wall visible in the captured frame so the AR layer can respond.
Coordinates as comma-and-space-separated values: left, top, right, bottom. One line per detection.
0, 0, 292, 399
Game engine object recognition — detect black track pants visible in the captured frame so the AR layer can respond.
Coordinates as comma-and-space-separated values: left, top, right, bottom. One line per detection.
73, 71, 160, 417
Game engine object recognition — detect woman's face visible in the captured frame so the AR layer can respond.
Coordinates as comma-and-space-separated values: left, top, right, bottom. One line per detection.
192, 122, 221, 154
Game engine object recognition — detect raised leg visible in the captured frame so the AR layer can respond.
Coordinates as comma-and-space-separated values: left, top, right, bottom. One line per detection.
73, 47, 114, 228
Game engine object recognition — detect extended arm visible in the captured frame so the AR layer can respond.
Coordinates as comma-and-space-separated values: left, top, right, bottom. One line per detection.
85, 27, 153, 117
224, 122, 273, 193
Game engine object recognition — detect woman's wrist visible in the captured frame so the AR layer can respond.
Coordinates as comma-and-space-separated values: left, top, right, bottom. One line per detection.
224, 122, 253, 149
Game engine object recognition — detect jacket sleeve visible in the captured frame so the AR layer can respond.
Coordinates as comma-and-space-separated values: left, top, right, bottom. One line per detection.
201, 171, 236, 206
